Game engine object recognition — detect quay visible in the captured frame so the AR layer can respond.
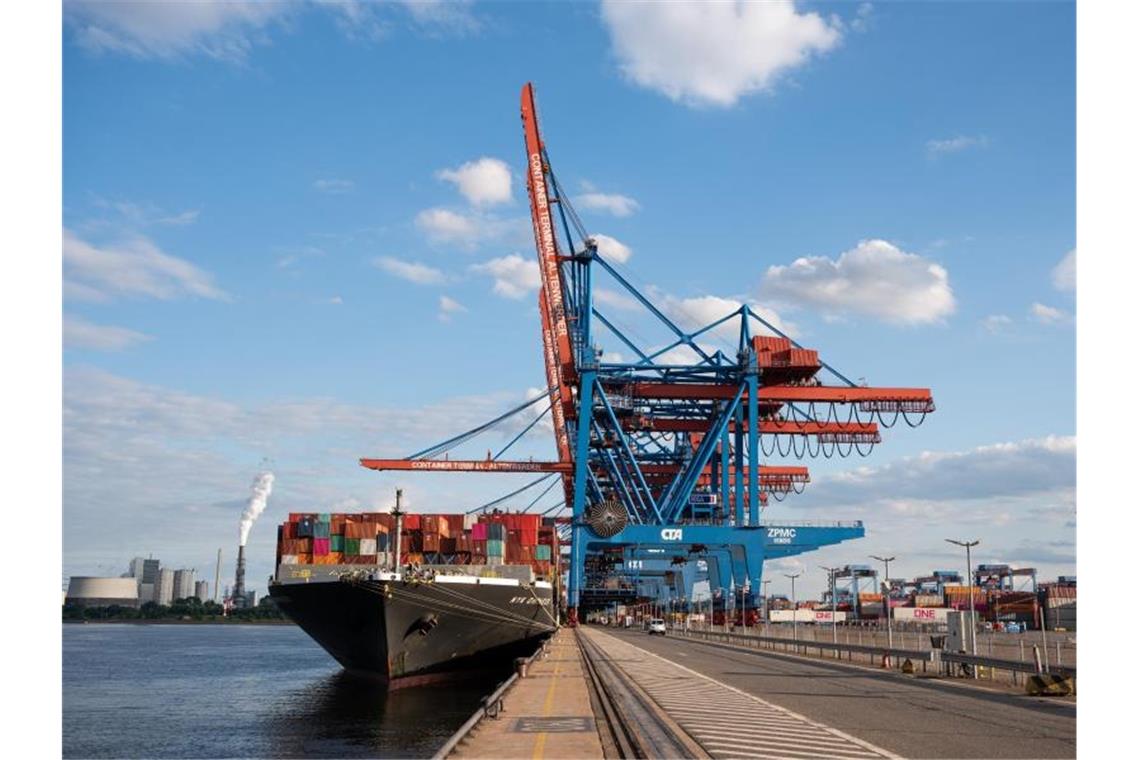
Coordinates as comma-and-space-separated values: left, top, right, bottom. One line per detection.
441, 625, 1076, 759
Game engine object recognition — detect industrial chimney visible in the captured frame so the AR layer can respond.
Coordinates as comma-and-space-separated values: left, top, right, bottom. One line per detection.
233, 544, 247, 608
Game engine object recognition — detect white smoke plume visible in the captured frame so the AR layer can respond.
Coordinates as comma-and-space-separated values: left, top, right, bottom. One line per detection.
239, 471, 275, 546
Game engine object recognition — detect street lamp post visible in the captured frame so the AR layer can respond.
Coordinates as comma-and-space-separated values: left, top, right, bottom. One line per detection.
946, 538, 981, 676
870, 555, 895, 649
761, 579, 771, 630
785, 573, 801, 645
820, 566, 839, 644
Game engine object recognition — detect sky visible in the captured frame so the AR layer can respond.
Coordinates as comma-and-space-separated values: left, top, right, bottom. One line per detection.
61, 0, 1076, 599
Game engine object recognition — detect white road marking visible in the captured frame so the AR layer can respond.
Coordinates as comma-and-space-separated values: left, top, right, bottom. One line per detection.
584, 628, 900, 760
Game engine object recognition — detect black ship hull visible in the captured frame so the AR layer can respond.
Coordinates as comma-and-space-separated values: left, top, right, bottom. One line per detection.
269, 571, 556, 686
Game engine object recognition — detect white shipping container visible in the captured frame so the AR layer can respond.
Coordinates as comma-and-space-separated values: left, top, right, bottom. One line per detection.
281, 555, 299, 565
359, 538, 377, 555
893, 607, 950, 623
770, 610, 848, 623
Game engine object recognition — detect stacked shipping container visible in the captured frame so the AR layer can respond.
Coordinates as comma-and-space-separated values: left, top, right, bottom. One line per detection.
275, 511, 559, 581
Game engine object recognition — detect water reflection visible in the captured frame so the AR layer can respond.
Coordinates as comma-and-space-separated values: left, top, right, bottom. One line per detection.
267, 670, 508, 758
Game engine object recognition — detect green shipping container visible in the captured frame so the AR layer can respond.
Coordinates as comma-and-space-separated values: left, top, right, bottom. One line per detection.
535, 544, 551, 560
488, 539, 505, 556
331, 535, 345, 552
319, 513, 331, 522
346, 538, 361, 556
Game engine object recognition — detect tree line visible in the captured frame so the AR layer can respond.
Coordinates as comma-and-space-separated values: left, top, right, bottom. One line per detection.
62, 595, 289, 622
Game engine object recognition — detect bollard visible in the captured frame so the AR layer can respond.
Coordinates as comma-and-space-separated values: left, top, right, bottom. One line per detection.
515, 657, 529, 679
1032, 645, 1043, 675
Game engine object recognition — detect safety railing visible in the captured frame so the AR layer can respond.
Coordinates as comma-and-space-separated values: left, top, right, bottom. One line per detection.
671, 627, 1077, 685
432, 638, 551, 759
672, 626, 935, 671
940, 651, 1077, 681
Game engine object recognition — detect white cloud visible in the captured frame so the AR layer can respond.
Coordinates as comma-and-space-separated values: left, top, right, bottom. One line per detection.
801, 435, 1076, 509
576, 192, 641, 217
437, 157, 512, 207
850, 2, 874, 33
471, 255, 540, 299
438, 295, 467, 322
981, 314, 1013, 334
761, 239, 955, 325
599, 0, 842, 107
394, 0, 480, 33
1030, 302, 1070, 325
63, 367, 543, 584
64, 315, 152, 351
91, 197, 200, 227
1052, 249, 1075, 292
373, 256, 446, 285
594, 288, 641, 312
313, 178, 354, 194
661, 293, 798, 341
64, 0, 291, 61
64, 229, 229, 303
925, 135, 989, 156
65, 1, 481, 60
414, 207, 528, 250
415, 208, 481, 246
592, 233, 633, 264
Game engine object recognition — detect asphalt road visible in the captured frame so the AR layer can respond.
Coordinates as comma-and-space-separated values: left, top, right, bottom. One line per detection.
601, 626, 1075, 759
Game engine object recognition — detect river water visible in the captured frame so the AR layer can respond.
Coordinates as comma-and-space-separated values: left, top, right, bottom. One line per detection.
63, 623, 507, 758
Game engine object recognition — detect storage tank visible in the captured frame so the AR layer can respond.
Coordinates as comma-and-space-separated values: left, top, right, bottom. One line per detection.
66, 577, 140, 608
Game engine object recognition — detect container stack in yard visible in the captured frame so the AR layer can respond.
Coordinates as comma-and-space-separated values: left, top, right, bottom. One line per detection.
1042, 582, 1077, 631
275, 510, 560, 582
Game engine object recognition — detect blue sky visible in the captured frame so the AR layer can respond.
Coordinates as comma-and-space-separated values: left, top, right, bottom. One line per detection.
62, 1, 1075, 597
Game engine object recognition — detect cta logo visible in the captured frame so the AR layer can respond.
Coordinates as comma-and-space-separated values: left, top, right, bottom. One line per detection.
660, 528, 683, 541
767, 527, 797, 545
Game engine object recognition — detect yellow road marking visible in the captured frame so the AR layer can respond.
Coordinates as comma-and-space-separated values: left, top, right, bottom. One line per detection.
531, 640, 563, 759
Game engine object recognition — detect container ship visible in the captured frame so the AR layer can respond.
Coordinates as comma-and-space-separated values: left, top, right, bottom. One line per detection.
268, 494, 559, 686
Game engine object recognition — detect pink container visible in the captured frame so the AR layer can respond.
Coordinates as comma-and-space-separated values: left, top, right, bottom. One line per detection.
313, 537, 330, 556
471, 523, 488, 541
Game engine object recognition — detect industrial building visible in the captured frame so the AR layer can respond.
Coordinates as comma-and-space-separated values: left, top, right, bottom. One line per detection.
194, 580, 209, 602
154, 568, 174, 606
65, 577, 139, 608
172, 569, 196, 601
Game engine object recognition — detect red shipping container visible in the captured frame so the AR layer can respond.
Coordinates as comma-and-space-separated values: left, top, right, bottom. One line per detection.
423, 533, 441, 553
404, 514, 421, 530
473, 540, 487, 556
445, 514, 465, 535
282, 522, 298, 539
441, 537, 457, 554
313, 537, 330, 556
471, 523, 488, 541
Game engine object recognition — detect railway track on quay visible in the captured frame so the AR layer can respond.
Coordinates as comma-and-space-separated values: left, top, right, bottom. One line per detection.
578, 627, 705, 759
578, 627, 899, 760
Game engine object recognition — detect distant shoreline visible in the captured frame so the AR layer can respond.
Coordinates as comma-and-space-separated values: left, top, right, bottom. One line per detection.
63, 618, 296, 626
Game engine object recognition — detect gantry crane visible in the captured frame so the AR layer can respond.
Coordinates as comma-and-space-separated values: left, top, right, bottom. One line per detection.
361, 83, 936, 624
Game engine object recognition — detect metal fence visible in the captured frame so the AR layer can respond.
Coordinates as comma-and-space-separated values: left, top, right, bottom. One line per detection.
670, 626, 1076, 685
